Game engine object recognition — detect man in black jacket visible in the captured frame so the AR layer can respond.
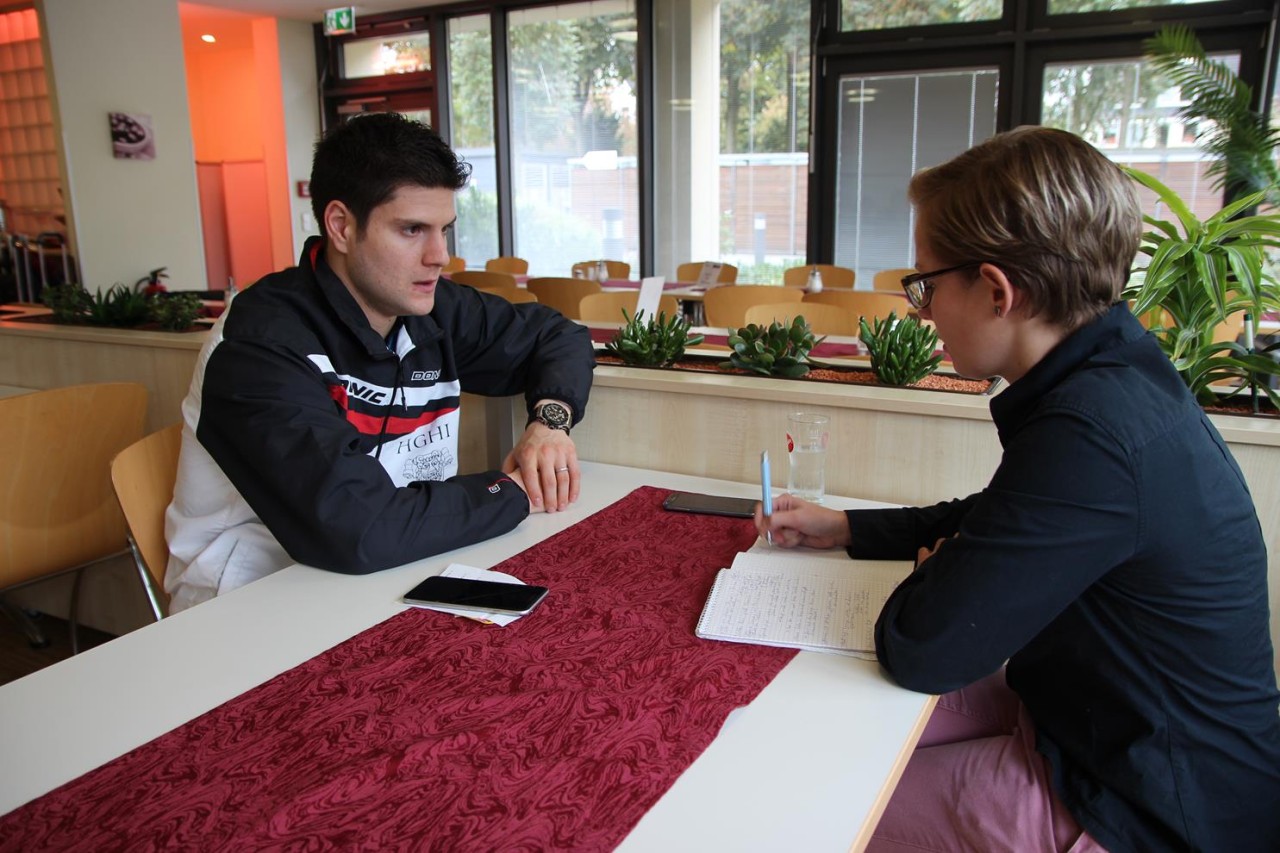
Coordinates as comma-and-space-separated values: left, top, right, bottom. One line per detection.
164, 114, 594, 613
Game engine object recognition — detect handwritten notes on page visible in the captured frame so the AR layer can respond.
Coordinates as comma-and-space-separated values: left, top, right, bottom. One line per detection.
694, 550, 912, 658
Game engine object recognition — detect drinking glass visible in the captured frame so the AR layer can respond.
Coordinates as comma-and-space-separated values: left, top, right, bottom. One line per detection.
786, 412, 829, 503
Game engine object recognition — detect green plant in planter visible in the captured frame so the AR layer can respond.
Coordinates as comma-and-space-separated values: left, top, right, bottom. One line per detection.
603, 308, 704, 367
41, 281, 91, 323
86, 283, 152, 328
720, 315, 822, 378
149, 291, 203, 331
858, 311, 942, 386
1122, 167, 1280, 408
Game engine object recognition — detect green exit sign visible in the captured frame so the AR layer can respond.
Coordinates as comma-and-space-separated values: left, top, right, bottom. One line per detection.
323, 7, 356, 36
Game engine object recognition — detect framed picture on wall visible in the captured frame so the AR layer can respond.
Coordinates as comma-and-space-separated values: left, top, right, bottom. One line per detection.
109, 112, 155, 160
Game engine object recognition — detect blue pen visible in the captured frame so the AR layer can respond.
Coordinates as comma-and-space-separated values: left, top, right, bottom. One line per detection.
761, 450, 774, 546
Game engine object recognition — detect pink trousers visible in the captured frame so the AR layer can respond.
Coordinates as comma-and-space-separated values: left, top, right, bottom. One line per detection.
867, 671, 1108, 853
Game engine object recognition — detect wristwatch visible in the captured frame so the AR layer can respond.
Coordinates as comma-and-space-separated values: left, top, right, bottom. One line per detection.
530, 401, 572, 435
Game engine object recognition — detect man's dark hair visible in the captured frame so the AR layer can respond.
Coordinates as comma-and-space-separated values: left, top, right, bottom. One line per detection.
309, 113, 472, 230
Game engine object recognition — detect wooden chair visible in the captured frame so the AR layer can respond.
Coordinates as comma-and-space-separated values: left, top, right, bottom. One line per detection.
572, 260, 631, 280
525, 277, 602, 319
485, 256, 529, 275
703, 285, 802, 328
0, 383, 148, 652
744, 302, 859, 336
578, 291, 680, 323
782, 264, 856, 290
803, 290, 911, 324
443, 257, 466, 274
110, 423, 183, 622
873, 268, 916, 292
450, 269, 517, 290
483, 287, 539, 305
676, 261, 738, 284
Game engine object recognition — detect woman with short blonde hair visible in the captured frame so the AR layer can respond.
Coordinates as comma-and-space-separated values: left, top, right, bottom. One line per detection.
759, 126, 1280, 851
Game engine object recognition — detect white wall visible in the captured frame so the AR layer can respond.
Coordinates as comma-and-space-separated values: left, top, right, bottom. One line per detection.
39, 0, 205, 292
277, 17, 320, 258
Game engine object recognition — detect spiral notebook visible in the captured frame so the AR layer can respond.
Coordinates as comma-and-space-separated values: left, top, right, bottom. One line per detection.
695, 548, 913, 659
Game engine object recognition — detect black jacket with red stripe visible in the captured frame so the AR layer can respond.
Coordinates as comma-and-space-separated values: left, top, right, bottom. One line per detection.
163, 237, 594, 610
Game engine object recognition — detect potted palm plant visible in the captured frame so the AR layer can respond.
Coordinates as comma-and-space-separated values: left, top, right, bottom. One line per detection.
1144, 25, 1280, 206
1122, 167, 1280, 410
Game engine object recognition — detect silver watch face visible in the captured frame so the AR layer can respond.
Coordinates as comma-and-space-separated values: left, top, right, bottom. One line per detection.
536, 402, 571, 429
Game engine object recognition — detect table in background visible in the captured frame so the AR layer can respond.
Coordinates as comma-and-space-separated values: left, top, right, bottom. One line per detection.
0, 462, 935, 852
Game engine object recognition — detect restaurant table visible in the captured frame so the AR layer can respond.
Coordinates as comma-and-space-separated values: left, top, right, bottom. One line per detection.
0, 462, 935, 851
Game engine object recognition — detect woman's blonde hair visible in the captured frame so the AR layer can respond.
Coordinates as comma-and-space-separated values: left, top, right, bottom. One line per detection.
908, 126, 1141, 329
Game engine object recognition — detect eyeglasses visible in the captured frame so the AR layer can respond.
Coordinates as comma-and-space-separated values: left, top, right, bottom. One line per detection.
900, 262, 984, 309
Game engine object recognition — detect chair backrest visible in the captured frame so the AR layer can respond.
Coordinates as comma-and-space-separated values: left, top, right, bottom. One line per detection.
781, 264, 856, 289
485, 256, 529, 274
703, 284, 802, 328
578, 291, 679, 323
676, 261, 738, 284
571, 260, 631, 280
450, 269, 517, 290
525, 277, 602, 319
483, 287, 539, 304
873, 268, 915, 292
111, 423, 182, 611
803, 290, 910, 324
744, 301, 859, 336
0, 383, 148, 588
442, 257, 466, 274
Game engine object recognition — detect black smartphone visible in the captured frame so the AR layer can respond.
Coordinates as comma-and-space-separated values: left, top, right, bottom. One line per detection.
403, 576, 549, 615
662, 491, 757, 518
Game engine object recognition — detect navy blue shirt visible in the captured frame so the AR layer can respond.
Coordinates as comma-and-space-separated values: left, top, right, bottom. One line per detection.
849, 304, 1280, 852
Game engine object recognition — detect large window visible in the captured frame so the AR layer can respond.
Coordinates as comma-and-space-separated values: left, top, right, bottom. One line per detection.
507, 1, 638, 276
1042, 54, 1240, 220
813, 0, 1273, 281
323, 1, 1277, 282
653, 0, 810, 283
832, 68, 999, 279
841, 1, 1001, 32
447, 14, 498, 267
719, 0, 810, 283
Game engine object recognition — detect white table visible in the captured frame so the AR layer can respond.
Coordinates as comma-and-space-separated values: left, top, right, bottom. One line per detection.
0, 462, 935, 851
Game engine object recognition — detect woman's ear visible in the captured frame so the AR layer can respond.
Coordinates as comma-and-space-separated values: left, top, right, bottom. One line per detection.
323, 200, 355, 252
977, 262, 1017, 318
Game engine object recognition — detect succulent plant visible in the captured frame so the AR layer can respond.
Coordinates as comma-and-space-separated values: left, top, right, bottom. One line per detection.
85, 283, 152, 328
720, 315, 821, 378
603, 308, 704, 367
859, 311, 942, 386
41, 281, 92, 323
149, 291, 203, 331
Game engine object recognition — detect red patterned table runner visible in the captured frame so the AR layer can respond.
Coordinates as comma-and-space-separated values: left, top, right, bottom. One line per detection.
0, 487, 795, 851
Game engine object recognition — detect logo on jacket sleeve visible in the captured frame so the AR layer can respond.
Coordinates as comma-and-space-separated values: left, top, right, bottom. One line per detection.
402, 449, 455, 482
411, 370, 442, 382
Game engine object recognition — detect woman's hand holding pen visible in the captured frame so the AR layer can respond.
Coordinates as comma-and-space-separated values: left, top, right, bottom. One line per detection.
754, 494, 852, 550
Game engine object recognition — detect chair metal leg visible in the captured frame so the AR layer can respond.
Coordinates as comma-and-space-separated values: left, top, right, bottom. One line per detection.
0, 595, 49, 648
126, 534, 165, 622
